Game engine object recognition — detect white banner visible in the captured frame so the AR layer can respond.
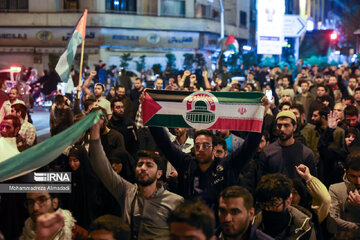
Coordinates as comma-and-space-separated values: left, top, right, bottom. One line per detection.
257, 0, 285, 55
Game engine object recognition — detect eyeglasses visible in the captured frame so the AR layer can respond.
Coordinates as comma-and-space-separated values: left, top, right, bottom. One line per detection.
24, 196, 51, 208
194, 142, 212, 150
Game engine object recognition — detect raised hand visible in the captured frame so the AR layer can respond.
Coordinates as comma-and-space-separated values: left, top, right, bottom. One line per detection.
348, 189, 360, 207
35, 212, 64, 240
295, 164, 312, 181
327, 110, 340, 129
90, 70, 97, 77
184, 70, 191, 77
202, 71, 208, 78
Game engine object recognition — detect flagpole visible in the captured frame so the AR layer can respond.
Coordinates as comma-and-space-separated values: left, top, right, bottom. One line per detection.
77, 39, 85, 99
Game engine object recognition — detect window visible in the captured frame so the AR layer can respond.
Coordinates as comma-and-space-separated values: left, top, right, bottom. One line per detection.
0, 0, 28, 11
240, 11, 247, 27
161, 0, 185, 17
106, 0, 137, 13
63, 0, 78, 10
195, 3, 219, 20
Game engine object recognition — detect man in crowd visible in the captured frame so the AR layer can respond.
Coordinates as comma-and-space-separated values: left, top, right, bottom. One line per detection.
0, 79, 8, 109
301, 106, 344, 160
35, 214, 130, 240
96, 107, 126, 157
108, 99, 138, 156
344, 105, 360, 129
216, 130, 244, 155
295, 80, 315, 118
308, 84, 329, 123
130, 78, 145, 115
150, 125, 261, 211
94, 83, 112, 119
257, 111, 317, 181
218, 186, 273, 239
0, 114, 29, 152
11, 103, 36, 146
155, 78, 163, 90
348, 76, 358, 96
0, 87, 25, 123
253, 173, 316, 239
89, 118, 183, 239
169, 200, 216, 240
213, 137, 228, 159
50, 95, 73, 136
328, 152, 360, 239
20, 191, 87, 239
115, 85, 134, 119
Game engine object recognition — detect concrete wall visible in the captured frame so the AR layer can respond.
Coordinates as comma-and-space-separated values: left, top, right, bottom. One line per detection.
0, 13, 248, 39
29, 0, 59, 12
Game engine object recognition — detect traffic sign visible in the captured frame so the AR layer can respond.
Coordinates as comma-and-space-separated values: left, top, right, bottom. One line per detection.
283, 15, 306, 37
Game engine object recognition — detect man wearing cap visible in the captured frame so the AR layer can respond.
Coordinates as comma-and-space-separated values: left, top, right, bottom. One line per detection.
257, 110, 317, 182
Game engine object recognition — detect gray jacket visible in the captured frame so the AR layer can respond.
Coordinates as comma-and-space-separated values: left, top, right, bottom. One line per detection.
89, 139, 184, 240
328, 175, 360, 239
253, 205, 316, 240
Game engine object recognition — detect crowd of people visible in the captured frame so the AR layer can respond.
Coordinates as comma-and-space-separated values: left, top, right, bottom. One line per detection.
1, 60, 360, 240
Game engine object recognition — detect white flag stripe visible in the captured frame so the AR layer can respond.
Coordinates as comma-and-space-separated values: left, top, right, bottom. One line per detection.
156, 101, 264, 120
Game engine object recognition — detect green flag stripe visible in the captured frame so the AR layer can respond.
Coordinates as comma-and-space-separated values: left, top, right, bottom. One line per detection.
0, 111, 103, 181
147, 90, 194, 102
145, 114, 191, 128
212, 91, 263, 103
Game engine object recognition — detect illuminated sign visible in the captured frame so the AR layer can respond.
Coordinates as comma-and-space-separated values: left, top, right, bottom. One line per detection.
257, 0, 285, 55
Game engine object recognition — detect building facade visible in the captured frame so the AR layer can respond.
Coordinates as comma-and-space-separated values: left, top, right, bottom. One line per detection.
0, 0, 250, 73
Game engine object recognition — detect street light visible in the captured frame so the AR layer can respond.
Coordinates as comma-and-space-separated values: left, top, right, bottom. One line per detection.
330, 32, 338, 41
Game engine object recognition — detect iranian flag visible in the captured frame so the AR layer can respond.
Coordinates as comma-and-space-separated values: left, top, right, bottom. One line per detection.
142, 90, 264, 132
225, 35, 239, 54
55, 9, 88, 82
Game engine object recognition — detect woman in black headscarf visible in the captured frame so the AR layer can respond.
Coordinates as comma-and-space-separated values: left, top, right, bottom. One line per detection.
61, 145, 98, 229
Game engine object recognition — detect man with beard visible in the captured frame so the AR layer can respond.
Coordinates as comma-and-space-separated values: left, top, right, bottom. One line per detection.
108, 99, 138, 156
217, 186, 273, 240
115, 85, 134, 119
253, 173, 316, 239
89, 118, 183, 240
0, 114, 29, 152
94, 83, 112, 119
94, 106, 126, 157
130, 78, 144, 115
302, 105, 344, 160
0, 87, 25, 124
328, 152, 360, 239
257, 111, 317, 182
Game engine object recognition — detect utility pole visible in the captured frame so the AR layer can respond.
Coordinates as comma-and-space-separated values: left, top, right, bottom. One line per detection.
219, 0, 224, 39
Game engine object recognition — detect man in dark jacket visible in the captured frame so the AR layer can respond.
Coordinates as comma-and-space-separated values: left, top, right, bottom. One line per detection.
149, 127, 261, 211
50, 95, 73, 136
108, 99, 138, 156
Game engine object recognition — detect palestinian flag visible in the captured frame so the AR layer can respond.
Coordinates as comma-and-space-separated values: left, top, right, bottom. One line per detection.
142, 90, 264, 132
225, 35, 239, 53
55, 9, 88, 82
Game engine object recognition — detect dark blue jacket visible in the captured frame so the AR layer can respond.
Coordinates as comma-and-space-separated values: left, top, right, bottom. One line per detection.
149, 127, 261, 210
